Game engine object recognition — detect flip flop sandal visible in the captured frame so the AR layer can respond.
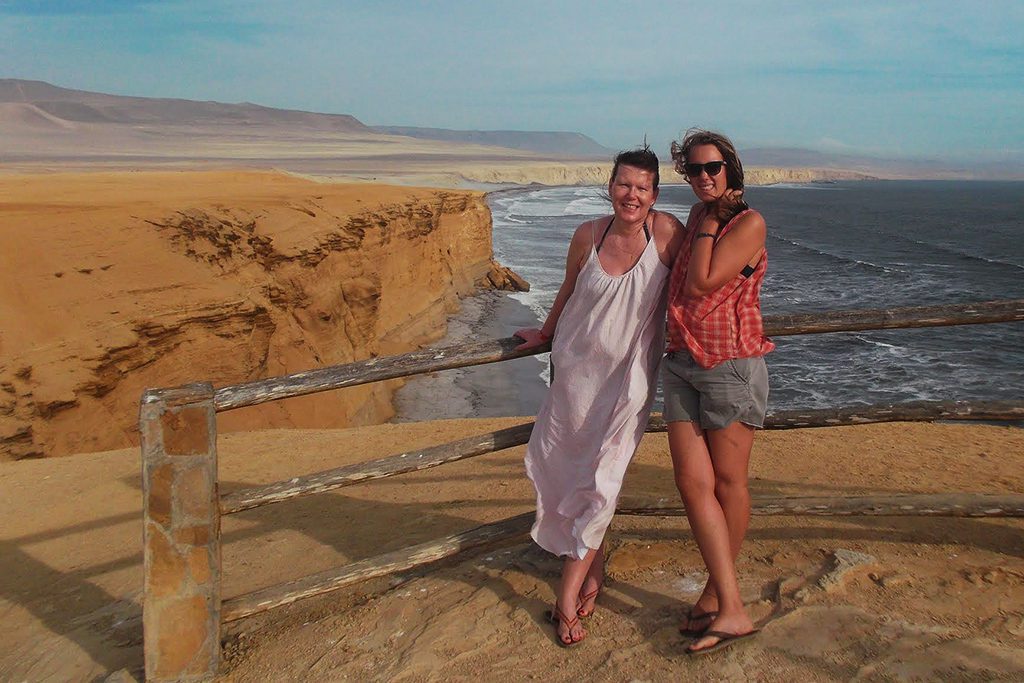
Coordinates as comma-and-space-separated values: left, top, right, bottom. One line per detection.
547, 605, 586, 648
678, 609, 718, 637
686, 629, 760, 657
576, 585, 601, 619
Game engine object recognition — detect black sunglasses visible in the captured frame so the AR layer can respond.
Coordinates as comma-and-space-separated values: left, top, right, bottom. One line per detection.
684, 161, 727, 177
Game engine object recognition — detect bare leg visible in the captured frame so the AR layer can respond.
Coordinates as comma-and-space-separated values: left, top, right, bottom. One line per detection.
679, 436, 720, 622
691, 422, 756, 651
708, 422, 754, 558
577, 542, 605, 617
668, 420, 754, 649
554, 548, 598, 644
685, 423, 755, 623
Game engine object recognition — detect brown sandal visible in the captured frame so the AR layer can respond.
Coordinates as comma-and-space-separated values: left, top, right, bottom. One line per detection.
547, 605, 585, 647
576, 585, 601, 619
679, 608, 718, 637
686, 628, 760, 656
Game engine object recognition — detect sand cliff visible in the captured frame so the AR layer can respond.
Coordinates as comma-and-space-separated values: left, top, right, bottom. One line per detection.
443, 162, 874, 187
0, 171, 522, 460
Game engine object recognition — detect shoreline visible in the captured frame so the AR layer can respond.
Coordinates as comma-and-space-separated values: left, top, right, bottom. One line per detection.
0, 159, 882, 189
392, 290, 547, 422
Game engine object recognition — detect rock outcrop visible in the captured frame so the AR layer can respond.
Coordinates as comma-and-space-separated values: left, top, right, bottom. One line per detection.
0, 171, 519, 459
480, 263, 530, 292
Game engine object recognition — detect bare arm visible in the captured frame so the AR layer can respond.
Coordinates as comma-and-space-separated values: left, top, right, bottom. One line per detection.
651, 210, 687, 267
683, 207, 766, 298
515, 223, 592, 350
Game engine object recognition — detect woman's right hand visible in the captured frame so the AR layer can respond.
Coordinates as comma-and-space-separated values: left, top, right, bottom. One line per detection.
514, 328, 551, 351
711, 189, 748, 222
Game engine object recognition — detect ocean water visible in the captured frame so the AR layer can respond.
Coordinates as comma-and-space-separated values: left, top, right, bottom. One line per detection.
394, 180, 1024, 420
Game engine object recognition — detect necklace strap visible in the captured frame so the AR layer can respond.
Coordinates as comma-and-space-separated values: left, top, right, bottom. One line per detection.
595, 217, 615, 254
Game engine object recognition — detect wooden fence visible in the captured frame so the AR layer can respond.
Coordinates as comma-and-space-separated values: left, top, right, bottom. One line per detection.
140, 299, 1024, 681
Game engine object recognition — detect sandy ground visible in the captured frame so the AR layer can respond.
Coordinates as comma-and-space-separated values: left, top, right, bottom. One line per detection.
2, 418, 1023, 682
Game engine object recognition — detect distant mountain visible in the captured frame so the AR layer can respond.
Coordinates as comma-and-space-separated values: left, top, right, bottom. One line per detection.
741, 147, 1024, 180
742, 147, 938, 172
0, 78, 371, 132
0, 80, 612, 165
6, 80, 1017, 180
373, 126, 613, 158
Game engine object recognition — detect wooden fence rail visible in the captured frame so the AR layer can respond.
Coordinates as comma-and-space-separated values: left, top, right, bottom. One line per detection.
762, 298, 1024, 336
220, 399, 1024, 516
213, 299, 1024, 412
220, 492, 1024, 623
220, 423, 535, 515
618, 493, 1024, 518
221, 512, 536, 623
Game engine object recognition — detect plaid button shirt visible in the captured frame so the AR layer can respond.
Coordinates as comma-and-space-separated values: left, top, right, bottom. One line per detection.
666, 205, 775, 368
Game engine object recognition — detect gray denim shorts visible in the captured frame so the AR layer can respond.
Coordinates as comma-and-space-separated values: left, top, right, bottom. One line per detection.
661, 351, 769, 430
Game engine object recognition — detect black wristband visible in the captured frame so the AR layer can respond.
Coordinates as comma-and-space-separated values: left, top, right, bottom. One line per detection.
695, 232, 717, 240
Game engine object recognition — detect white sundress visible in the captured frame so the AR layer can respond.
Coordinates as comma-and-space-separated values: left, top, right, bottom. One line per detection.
524, 219, 669, 559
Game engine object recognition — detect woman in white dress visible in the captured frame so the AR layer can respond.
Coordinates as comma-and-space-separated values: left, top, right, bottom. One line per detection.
515, 148, 685, 647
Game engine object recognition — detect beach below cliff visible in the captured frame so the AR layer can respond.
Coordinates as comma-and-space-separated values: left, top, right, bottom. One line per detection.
391, 290, 547, 422
2, 418, 1023, 681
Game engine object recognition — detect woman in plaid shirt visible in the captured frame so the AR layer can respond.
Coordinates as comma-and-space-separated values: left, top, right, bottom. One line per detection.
662, 129, 774, 656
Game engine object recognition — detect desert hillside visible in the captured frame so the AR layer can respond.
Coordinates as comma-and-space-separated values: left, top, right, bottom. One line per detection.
0, 79, 551, 174
0, 80, 882, 185
0, 78, 370, 131
372, 126, 613, 157
0, 170, 521, 460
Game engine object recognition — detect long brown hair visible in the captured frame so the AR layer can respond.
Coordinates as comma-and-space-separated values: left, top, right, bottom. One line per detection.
670, 128, 744, 191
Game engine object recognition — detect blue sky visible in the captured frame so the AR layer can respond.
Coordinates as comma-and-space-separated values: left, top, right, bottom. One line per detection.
1, 0, 1021, 162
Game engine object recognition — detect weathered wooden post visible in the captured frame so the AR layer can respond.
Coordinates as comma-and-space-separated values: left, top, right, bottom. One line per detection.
140, 383, 220, 682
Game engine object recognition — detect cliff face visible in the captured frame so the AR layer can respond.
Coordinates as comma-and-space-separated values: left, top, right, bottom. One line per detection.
0, 171, 510, 459
744, 167, 875, 184
450, 163, 875, 187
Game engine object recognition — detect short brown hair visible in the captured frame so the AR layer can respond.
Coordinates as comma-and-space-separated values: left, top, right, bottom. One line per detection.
611, 146, 660, 190
670, 129, 744, 191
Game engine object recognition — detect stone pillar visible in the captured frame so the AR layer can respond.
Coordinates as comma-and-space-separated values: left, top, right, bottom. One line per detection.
140, 383, 220, 682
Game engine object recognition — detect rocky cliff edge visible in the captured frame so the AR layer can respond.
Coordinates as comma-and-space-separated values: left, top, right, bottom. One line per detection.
0, 171, 523, 459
